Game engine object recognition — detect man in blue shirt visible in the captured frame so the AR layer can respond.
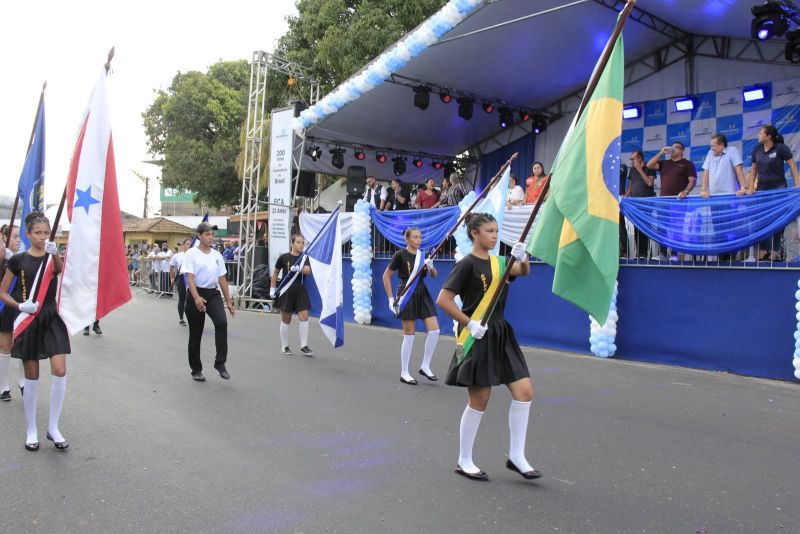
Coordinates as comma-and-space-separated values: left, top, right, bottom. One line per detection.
700, 134, 749, 198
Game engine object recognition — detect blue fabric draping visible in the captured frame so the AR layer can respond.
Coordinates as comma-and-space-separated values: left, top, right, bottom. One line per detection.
620, 188, 800, 254
477, 131, 536, 190
369, 206, 460, 249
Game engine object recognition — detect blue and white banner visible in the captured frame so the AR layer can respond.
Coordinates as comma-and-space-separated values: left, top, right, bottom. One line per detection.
622, 77, 800, 188
454, 167, 510, 256
306, 207, 344, 347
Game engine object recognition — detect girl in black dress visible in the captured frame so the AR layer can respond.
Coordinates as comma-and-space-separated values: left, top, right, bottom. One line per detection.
382, 227, 440, 385
0, 212, 71, 451
436, 213, 540, 481
0, 224, 23, 401
270, 234, 313, 356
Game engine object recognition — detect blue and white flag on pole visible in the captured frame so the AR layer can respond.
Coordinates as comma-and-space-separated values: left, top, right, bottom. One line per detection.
17, 94, 46, 250
306, 207, 344, 347
454, 167, 510, 256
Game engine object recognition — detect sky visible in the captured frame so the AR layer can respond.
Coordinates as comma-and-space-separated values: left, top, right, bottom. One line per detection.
0, 0, 297, 218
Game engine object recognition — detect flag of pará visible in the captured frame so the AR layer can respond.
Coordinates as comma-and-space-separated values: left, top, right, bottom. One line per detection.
527, 27, 624, 324
305, 207, 344, 347
58, 70, 131, 334
17, 92, 46, 250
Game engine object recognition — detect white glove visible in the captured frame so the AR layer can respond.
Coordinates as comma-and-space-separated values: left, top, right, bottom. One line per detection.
466, 320, 487, 340
388, 297, 396, 311
269, 287, 277, 299
18, 300, 38, 314
45, 240, 58, 255
290, 264, 301, 272
510, 242, 527, 262
424, 258, 434, 270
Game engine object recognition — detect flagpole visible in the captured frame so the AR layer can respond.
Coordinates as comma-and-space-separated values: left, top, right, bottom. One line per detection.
393, 151, 518, 305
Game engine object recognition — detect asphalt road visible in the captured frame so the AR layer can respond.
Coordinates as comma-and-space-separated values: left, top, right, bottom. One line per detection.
1, 289, 798, 533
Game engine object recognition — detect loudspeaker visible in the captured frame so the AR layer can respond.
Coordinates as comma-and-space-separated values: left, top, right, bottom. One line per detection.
345, 194, 361, 212
346, 165, 367, 196
294, 170, 316, 198
292, 100, 308, 118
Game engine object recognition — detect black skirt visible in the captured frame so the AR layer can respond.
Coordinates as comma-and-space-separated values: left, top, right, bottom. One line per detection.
11, 301, 71, 360
398, 282, 437, 321
276, 282, 311, 313
0, 305, 19, 333
445, 317, 529, 387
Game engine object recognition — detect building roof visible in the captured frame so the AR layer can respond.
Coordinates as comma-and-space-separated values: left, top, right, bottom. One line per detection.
122, 217, 194, 234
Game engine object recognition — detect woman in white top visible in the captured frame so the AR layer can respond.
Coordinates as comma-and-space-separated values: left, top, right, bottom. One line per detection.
507, 175, 526, 208
170, 238, 191, 326
181, 222, 235, 382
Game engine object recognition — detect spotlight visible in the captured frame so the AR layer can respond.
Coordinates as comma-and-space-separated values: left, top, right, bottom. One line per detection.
498, 107, 513, 129
786, 29, 800, 63
457, 97, 474, 120
392, 156, 407, 176
751, 1, 788, 41
354, 148, 366, 160
306, 145, 322, 161
413, 86, 430, 110
439, 91, 452, 104
431, 160, 443, 170
622, 105, 641, 120
376, 152, 387, 164
531, 114, 548, 134
330, 147, 345, 169
674, 97, 695, 112
413, 157, 424, 168
519, 110, 531, 122
482, 101, 494, 113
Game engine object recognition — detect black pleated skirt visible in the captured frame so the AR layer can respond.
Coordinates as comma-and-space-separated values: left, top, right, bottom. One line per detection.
445, 317, 529, 387
276, 283, 311, 313
0, 305, 19, 333
11, 302, 71, 360
398, 283, 437, 321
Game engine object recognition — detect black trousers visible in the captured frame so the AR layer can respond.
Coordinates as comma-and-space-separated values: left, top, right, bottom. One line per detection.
619, 212, 628, 257
176, 275, 186, 320
185, 287, 228, 373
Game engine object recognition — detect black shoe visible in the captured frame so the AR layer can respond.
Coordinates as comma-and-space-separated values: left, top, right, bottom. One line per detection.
25, 440, 39, 451
0, 390, 10, 401
47, 432, 69, 450
506, 459, 542, 480
454, 465, 488, 481
400, 376, 418, 385
282, 346, 292, 355
83, 327, 90, 336
92, 323, 102, 335
214, 364, 230, 380
19, 385, 23, 396
300, 346, 314, 357
191, 372, 205, 382
418, 368, 438, 381
179, 319, 186, 326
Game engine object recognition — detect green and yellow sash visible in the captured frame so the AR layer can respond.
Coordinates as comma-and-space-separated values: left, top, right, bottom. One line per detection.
455, 255, 506, 365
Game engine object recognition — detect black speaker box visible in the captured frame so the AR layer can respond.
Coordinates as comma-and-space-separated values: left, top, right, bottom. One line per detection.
294, 170, 316, 198
345, 194, 361, 212
346, 165, 367, 196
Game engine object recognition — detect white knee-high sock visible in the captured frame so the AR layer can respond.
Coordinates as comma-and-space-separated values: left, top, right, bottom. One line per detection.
48, 375, 67, 442
23, 379, 38, 444
458, 406, 484, 474
279, 322, 290, 348
0, 353, 10, 392
400, 335, 414, 380
18, 359, 25, 388
420, 329, 439, 375
298, 321, 309, 347
508, 400, 534, 472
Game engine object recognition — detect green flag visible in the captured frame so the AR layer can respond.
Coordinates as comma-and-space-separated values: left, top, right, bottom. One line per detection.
527, 31, 624, 324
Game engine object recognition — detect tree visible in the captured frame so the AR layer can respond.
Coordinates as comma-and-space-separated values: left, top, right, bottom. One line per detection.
142, 60, 249, 209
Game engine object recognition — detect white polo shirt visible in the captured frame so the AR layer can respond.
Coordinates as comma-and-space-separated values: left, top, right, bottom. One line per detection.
170, 251, 186, 273
702, 145, 743, 194
181, 247, 226, 289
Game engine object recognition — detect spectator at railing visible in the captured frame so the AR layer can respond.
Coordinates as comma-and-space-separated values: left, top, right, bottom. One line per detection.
384, 178, 410, 211
525, 162, 548, 204
147, 244, 160, 290
436, 172, 469, 208
440, 176, 451, 197
625, 150, 657, 259
507, 174, 525, 208
158, 243, 173, 294
363, 175, 386, 210
750, 125, 800, 261
415, 178, 440, 209
701, 134, 749, 199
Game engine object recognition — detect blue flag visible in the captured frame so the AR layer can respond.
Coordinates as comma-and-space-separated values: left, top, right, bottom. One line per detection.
305, 206, 344, 347
17, 96, 46, 250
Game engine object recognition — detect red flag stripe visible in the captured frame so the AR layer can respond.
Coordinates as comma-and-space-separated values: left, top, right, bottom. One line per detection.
65, 114, 90, 223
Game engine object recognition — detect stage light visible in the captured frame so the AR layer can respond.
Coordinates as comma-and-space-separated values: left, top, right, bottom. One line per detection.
482, 101, 494, 113
751, 1, 788, 41
518, 110, 531, 122
431, 160, 443, 170
413, 157, 424, 168
531, 114, 548, 134
623, 105, 641, 119
330, 147, 345, 169
743, 85, 767, 102
376, 152, 387, 164
439, 91, 452, 104
354, 148, 366, 160
413, 86, 430, 110
457, 97, 474, 120
392, 156, 407, 176
498, 107, 513, 129
674, 97, 695, 112
786, 29, 800, 63
306, 145, 322, 161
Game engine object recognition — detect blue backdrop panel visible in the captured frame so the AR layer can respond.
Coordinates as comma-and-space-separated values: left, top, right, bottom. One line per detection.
305, 260, 796, 380
477, 131, 537, 190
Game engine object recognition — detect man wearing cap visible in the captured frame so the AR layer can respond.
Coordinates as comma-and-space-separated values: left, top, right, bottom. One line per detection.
180, 221, 235, 382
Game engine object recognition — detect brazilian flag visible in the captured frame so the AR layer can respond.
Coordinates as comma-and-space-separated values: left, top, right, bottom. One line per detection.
527, 30, 624, 324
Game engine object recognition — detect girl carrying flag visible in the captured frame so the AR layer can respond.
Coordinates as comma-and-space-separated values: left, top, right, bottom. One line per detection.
270, 234, 313, 356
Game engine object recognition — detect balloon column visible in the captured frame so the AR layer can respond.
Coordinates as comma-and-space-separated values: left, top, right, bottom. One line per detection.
292, 0, 485, 133
589, 282, 619, 358
793, 279, 800, 379
351, 200, 373, 324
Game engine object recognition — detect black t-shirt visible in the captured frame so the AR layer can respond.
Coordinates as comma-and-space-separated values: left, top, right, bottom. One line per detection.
627, 166, 656, 197
751, 142, 793, 186
386, 188, 409, 210
274, 252, 310, 285
388, 248, 426, 294
442, 254, 511, 323
6, 252, 57, 303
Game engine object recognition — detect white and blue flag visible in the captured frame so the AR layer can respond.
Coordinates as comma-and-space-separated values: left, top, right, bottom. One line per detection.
454, 167, 510, 256
305, 207, 344, 347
